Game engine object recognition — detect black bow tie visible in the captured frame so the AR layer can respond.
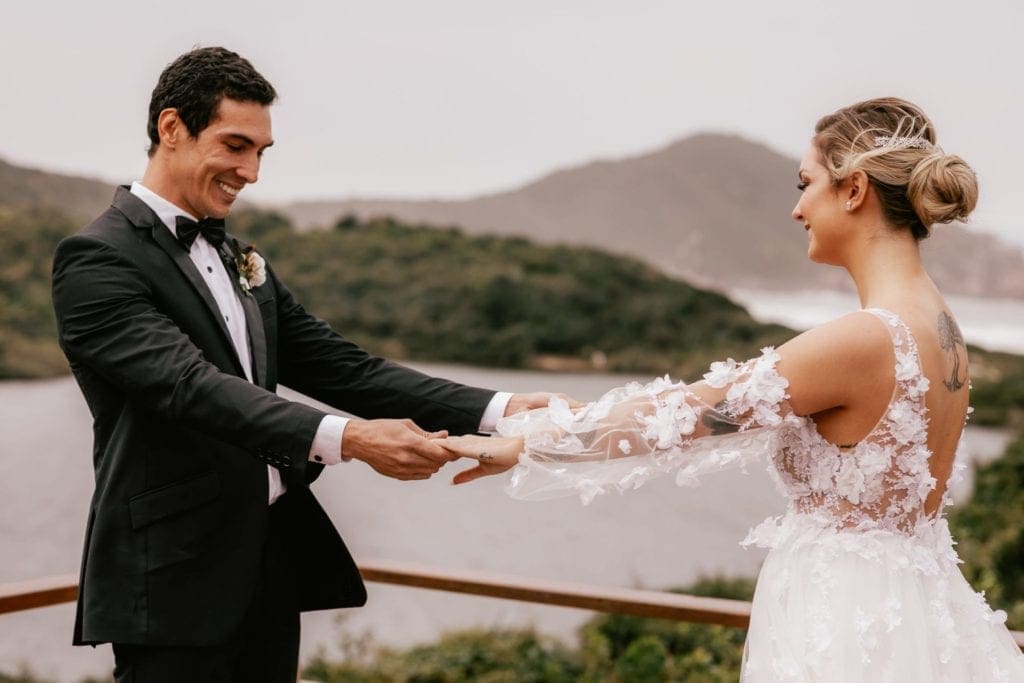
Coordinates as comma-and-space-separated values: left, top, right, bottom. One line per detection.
175, 215, 226, 250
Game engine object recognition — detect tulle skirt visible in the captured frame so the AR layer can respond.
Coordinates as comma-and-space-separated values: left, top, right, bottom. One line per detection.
740, 512, 1024, 682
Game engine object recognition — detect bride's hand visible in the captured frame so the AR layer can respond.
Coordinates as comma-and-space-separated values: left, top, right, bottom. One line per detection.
439, 434, 524, 485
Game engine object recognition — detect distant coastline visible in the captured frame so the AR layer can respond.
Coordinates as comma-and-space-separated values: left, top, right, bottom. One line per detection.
730, 288, 1024, 356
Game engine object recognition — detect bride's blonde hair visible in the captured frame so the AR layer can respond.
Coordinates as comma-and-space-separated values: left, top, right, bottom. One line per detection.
814, 97, 978, 239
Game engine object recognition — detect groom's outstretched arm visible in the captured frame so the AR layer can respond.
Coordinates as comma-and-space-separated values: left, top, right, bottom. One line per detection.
268, 262, 498, 435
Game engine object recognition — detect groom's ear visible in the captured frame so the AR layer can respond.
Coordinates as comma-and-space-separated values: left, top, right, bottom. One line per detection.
155, 108, 185, 151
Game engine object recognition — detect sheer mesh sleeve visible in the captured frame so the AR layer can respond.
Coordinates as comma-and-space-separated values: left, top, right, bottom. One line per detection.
497, 347, 799, 504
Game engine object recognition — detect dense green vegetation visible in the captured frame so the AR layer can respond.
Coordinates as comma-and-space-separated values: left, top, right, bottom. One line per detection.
950, 430, 1024, 630
0, 206, 78, 378
301, 576, 755, 683
968, 350, 1024, 428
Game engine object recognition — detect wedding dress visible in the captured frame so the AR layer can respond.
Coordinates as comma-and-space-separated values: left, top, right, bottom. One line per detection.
496, 308, 1024, 681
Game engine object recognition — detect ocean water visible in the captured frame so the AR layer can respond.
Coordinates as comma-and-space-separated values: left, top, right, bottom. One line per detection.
731, 289, 1024, 355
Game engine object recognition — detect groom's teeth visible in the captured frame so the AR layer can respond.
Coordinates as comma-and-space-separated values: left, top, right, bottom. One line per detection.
218, 182, 240, 197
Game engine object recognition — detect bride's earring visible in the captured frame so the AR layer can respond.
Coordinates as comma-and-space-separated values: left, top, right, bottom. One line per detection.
844, 201, 852, 211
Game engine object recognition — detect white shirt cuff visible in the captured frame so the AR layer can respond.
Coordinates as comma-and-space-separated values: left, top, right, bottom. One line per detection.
478, 392, 513, 433
309, 415, 349, 465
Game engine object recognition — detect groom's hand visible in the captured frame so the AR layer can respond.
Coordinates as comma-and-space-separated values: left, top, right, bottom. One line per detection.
342, 419, 453, 480
505, 392, 584, 416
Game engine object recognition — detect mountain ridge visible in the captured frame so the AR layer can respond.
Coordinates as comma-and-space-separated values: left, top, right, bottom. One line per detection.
279, 133, 1024, 298
0, 156, 114, 221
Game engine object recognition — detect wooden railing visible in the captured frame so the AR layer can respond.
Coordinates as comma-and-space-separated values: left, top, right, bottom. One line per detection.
3, 559, 1023, 651
0, 573, 79, 615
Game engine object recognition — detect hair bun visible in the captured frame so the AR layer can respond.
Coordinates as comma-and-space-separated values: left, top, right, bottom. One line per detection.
907, 153, 978, 226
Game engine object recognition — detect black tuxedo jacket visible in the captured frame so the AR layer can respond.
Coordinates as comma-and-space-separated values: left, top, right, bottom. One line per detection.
51, 187, 495, 647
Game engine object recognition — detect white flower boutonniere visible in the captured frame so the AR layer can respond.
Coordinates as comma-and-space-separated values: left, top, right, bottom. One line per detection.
232, 239, 266, 294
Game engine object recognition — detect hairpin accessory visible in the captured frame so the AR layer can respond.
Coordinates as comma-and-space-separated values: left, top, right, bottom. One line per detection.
874, 135, 935, 151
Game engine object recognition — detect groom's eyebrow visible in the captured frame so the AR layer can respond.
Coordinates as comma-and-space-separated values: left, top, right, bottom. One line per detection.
224, 132, 275, 151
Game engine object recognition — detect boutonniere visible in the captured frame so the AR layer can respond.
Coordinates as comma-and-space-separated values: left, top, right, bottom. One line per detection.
231, 238, 267, 295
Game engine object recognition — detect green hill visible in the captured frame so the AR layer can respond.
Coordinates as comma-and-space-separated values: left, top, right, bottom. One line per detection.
0, 206, 791, 381
230, 209, 792, 378
0, 205, 79, 377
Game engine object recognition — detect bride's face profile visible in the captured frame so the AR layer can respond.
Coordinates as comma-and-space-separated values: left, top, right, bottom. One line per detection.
792, 145, 850, 265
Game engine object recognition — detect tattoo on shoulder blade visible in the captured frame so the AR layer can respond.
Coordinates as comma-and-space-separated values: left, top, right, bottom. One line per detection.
702, 400, 740, 435
937, 311, 966, 392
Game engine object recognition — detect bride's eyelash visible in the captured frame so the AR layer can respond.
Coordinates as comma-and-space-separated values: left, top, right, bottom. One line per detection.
797, 181, 808, 191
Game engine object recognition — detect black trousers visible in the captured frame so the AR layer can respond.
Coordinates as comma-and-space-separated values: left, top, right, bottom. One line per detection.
112, 496, 301, 683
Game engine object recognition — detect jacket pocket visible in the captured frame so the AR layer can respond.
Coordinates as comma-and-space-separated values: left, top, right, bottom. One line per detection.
129, 471, 222, 572
129, 470, 220, 530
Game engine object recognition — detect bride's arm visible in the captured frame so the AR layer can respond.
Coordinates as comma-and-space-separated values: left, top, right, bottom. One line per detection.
444, 312, 892, 495
442, 385, 728, 484
441, 379, 751, 484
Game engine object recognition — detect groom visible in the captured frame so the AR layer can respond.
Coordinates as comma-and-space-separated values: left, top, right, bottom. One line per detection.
51, 46, 548, 681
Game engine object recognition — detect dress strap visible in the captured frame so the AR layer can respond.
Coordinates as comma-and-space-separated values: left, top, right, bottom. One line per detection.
862, 307, 901, 330
862, 308, 914, 351
861, 307, 928, 409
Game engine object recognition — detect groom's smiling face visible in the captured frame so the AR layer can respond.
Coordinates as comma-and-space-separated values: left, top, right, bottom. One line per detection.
165, 97, 274, 220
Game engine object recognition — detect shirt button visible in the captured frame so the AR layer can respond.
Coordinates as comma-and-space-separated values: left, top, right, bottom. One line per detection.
224, 316, 229, 321
207, 266, 213, 273
314, 455, 323, 462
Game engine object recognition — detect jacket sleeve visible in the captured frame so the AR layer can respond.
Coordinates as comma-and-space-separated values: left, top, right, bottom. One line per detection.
52, 234, 327, 478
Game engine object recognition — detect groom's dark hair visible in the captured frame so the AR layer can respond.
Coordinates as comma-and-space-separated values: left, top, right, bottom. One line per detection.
147, 46, 277, 156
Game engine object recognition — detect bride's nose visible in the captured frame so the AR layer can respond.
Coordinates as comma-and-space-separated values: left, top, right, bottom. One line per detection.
791, 201, 803, 222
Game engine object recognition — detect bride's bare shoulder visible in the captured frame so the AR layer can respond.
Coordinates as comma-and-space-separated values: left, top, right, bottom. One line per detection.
774, 312, 896, 415
779, 310, 893, 362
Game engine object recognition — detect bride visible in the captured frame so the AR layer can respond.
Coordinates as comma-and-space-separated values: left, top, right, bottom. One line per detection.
440, 98, 1024, 681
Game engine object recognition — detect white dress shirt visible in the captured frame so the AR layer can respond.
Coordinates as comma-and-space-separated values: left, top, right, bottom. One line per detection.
130, 182, 511, 503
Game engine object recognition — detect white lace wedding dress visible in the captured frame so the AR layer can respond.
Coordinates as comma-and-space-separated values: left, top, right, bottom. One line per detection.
497, 309, 1024, 681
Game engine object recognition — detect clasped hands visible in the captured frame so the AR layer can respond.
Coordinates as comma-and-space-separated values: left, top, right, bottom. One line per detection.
342, 392, 580, 483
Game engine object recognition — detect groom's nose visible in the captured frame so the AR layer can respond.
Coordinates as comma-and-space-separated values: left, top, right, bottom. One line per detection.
237, 151, 261, 184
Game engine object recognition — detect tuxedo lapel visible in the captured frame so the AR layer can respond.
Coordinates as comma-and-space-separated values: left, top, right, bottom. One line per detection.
220, 240, 268, 388
149, 222, 246, 368
112, 187, 246, 378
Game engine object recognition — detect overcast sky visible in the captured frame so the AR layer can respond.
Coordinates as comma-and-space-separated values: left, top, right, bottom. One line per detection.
2, 1, 1021, 243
